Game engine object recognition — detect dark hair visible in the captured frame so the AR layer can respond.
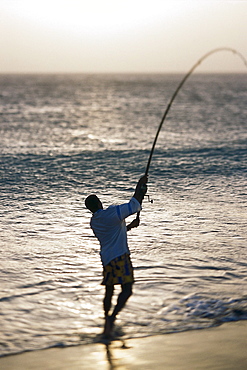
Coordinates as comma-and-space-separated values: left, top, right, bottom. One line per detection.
85, 194, 101, 213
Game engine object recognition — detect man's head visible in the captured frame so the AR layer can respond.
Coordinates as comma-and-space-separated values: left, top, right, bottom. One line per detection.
85, 194, 103, 213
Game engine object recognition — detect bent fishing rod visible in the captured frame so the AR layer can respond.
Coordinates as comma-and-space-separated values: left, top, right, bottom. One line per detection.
144, 47, 247, 177
137, 47, 247, 219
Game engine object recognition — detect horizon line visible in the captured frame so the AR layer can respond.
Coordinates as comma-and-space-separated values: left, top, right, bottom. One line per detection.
1, 70, 246, 75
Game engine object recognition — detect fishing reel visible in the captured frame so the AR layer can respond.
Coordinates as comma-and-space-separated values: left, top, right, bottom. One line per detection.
145, 194, 153, 204
141, 184, 153, 203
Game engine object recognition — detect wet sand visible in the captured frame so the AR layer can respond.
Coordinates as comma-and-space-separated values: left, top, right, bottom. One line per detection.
1, 321, 246, 370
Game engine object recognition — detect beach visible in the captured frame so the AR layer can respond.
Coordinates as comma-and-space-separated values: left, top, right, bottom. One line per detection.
1, 321, 246, 370
1, 73, 246, 366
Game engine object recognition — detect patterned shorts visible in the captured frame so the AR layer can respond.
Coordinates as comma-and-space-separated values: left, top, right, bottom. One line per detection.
101, 253, 134, 286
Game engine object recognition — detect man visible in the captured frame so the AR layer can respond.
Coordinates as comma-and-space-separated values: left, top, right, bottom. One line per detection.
85, 175, 148, 337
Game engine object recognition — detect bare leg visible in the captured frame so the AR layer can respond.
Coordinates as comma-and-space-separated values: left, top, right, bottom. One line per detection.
110, 282, 133, 327
103, 283, 133, 337
103, 285, 114, 335
103, 285, 114, 317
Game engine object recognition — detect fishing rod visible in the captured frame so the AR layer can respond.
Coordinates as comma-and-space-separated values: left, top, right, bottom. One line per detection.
144, 47, 247, 177
137, 47, 247, 219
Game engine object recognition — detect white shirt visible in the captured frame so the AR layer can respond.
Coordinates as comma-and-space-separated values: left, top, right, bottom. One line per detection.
90, 197, 141, 266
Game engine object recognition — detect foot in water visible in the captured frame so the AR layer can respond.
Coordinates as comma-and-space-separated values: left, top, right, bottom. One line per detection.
103, 315, 114, 338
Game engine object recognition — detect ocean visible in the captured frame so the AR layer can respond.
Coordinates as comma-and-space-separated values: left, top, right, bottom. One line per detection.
0, 73, 246, 357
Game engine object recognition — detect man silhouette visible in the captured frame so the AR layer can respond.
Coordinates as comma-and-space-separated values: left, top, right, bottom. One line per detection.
85, 175, 148, 337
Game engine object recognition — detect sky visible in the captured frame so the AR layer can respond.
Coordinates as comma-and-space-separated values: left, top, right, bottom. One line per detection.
0, 0, 247, 73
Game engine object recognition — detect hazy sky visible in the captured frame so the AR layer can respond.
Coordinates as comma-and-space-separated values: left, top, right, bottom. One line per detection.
0, 0, 246, 73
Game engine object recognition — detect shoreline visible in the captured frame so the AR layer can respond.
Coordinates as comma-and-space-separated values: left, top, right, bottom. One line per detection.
1, 321, 247, 370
